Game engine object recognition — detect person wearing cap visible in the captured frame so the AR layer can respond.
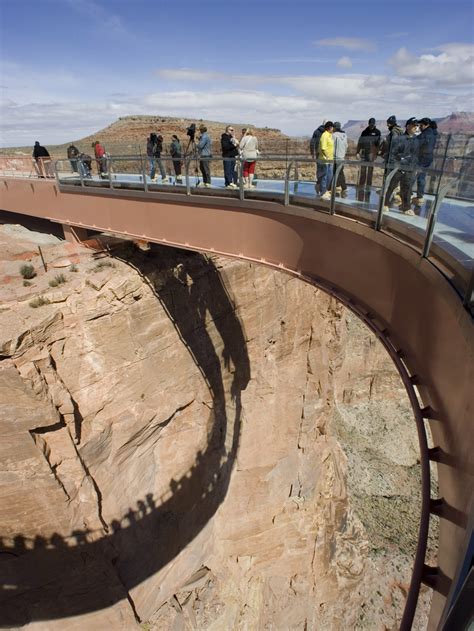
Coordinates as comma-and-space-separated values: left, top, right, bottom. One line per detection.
310, 120, 326, 194
333, 122, 348, 197
380, 115, 404, 164
197, 124, 212, 187
413, 117, 437, 205
356, 117, 381, 191
317, 121, 335, 200
383, 117, 420, 215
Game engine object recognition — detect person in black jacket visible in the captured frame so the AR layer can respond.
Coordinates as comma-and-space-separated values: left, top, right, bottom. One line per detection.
383, 117, 420, 215
32, 141, 52, 178
413, 117, 437, 204
356, 118, 381, 191
221, 126, 239, 188
170, 135, 183, 182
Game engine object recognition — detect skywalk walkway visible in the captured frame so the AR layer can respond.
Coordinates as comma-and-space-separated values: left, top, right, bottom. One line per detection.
0, 155, 473, 630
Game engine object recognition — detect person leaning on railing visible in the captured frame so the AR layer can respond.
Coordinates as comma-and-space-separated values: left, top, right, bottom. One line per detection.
412, 117, 437, 206
221, 125, 239, 189
32, 141, 53, 178
92, 140, 107, 179
67, 142, 80, 173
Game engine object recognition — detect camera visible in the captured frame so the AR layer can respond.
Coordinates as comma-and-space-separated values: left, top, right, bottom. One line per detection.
186, 123, 196, 141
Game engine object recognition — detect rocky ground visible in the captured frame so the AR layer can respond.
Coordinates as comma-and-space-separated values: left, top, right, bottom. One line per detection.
0, 221, 435, 630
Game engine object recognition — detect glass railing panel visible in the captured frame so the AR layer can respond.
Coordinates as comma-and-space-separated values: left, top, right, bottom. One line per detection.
426, 162, 474, 299
333, 159, 383, 224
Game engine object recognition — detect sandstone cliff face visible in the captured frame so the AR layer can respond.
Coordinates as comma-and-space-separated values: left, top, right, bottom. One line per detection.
0, 225, 432, 630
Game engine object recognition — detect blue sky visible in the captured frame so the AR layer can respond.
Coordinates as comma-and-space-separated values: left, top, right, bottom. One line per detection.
1, 0, 473, 146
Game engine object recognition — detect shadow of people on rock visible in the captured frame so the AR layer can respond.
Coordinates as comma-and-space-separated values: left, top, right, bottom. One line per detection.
0, 245, 250, 625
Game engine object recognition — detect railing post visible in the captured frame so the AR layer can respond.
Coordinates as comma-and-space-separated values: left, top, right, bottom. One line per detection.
284, 160, 293, 206
142, 159, 148, 193
375, 165, 399, 231
463, 267, 474, 311
238, 158, 245, 202
108, 157, 114, 190
185, 158, 191, 196
330, 161, 344, 215
294, 161, 299, 195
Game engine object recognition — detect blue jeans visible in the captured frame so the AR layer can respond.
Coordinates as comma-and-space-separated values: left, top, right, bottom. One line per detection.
317, 162, 333, 195
223, 158, 236, 186
149, 157, 166, 179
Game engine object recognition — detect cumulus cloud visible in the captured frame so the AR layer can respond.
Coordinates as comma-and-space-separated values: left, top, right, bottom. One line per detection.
315, 37, 376, 52
389, 43, 474, 85
337, 56, 353, 69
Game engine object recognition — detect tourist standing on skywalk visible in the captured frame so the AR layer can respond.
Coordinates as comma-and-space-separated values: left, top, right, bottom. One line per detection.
239, 128, 259, 189
197, 125, 212, 187
92, 140, 107, 178
32, 141, 53, 178
317, 121, 334, 200
413, 117, 437, 206
383, 117, 420, 215
356, 118, 381, 191
310, 121, 326, 194
333, 122, 348, 197
170, 135, 183, 182
221, 126, 239, 189
67, 142, 80, 173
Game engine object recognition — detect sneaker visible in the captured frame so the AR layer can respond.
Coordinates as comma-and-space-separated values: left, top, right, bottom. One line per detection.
403, 208, 415, 216
230, 182, 238, 189
204, 183, 212, 188
197, 182, 206, 187
225, 184, 236, 189
176, 175, 183, 182
320, 191, 331, 201
335, 186, 342, 194
151, 176, 157, 182
412, 196, 424, 206
341, 189, 348, 198
382, 205, 390, 213
162, 177, 170, 183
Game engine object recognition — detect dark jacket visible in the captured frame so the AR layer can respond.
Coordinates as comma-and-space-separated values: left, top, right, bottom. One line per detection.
221, 133, 239, 158
33, 144, 50, 159
154, 137, 163, 158
170, 138, 182, 159
417, 126, 437, 166
67, 144, 79, 159
310, 125, 325, 158
381, 125, 404, 163
356, 126, 381, 160
390, 132, 419, 169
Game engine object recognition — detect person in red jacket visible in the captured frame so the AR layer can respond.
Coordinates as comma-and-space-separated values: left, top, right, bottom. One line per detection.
92, 140, 107, 178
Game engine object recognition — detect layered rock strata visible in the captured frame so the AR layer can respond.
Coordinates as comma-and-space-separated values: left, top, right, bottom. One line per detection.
0, 225, 433, 629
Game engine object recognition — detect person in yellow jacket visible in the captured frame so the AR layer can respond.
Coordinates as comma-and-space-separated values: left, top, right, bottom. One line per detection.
317, 121, 334, 200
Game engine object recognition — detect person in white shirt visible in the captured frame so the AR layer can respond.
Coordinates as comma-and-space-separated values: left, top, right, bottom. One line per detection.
333, 122, 348, 197
239, 129, 259, 188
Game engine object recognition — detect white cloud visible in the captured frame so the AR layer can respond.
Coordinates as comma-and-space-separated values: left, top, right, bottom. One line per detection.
315, 37, 376, 52
389, 43, 474, 85
337, 56, 353, 69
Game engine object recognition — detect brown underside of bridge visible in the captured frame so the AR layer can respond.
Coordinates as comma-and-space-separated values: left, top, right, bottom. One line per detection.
1, 177, 473, 629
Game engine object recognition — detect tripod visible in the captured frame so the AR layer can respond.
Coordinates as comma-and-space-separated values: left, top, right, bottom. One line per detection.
184, 137, 200, 186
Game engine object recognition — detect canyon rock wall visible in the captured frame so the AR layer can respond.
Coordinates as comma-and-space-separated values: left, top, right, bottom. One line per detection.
0, 225, 432, 630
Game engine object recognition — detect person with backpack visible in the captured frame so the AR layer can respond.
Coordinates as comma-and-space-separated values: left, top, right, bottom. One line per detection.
170, 135, 183, 183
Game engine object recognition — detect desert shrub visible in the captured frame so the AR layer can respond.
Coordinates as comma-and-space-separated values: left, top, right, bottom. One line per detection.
69, 264, 79, 272
23, 280, 32, 287
48, 273, 67, 287
92, 259, 115, 272
29, 296, 50, 308
20, 264, 36, 279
